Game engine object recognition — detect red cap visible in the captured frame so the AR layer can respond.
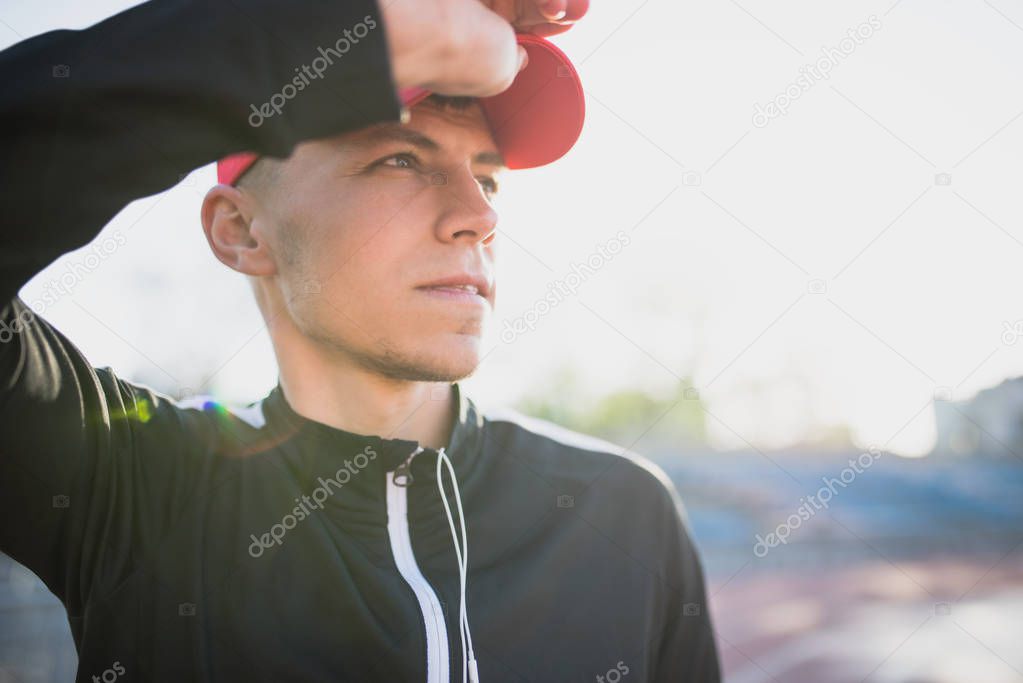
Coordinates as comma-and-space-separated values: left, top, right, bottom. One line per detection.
217, 33, 584, 185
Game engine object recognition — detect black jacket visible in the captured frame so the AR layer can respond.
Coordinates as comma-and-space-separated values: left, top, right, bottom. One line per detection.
0, 0, 720, 680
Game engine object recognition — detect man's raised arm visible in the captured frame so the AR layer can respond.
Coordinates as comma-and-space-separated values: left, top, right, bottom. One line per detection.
0, 0, 405, 301
0, 0, 582, 610
0, 0, 411, 611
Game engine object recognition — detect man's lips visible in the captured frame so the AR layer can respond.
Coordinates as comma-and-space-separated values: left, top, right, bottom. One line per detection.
416, 274, 493, 302
417, 286, 488, 305
415, 286, 492, 311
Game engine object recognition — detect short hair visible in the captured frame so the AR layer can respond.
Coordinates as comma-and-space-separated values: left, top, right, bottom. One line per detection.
423, 93, 478, 111
236, 156, 282, 195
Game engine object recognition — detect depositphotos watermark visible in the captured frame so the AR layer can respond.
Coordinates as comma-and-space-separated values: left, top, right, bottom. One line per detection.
0, 305, 35, 345
0, 230, 127, 344
1001, 320, 1023, 345
91, 661, 125, 683
595, 660, 629, 683
500, 230, 632, 344
752, 15, 882, 128
248, 445, 378, 557
249, 14, 378, 127
29, 231, 127, 313
753, 446, 882, 558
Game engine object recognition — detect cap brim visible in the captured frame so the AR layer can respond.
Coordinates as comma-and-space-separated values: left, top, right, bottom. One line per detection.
399, 34, 584, 170
219, 34, 584, 183
480, 33, 585, 169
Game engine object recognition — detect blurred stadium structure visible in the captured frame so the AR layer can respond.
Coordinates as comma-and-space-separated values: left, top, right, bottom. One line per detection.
933, 377, 1023, 458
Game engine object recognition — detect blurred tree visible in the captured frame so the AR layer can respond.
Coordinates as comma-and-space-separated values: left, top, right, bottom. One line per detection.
516, 368, 707, 450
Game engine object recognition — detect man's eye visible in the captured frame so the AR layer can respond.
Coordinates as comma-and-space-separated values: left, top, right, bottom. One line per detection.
478, 177, 499, 197
381, 153, 419, 169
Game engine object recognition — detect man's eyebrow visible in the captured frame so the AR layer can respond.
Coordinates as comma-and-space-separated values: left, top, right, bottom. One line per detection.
354, 124, 505, 167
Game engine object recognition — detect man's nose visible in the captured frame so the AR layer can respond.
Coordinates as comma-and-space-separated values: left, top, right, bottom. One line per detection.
432, 165, 498, 245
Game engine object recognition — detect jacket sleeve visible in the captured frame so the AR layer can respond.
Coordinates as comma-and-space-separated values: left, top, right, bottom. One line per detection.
651, 481, 722, 682
0, 0, 401, 611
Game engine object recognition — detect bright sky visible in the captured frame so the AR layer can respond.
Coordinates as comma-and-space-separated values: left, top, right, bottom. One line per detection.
5, 0, 1023, 456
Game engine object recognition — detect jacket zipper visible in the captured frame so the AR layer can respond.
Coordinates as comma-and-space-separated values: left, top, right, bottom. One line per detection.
386, 446, 450, 683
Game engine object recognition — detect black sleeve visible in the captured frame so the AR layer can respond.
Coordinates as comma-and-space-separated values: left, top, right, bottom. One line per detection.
651, 482, 722, 682
0, 0, 401, 611
0, 0, 402, 301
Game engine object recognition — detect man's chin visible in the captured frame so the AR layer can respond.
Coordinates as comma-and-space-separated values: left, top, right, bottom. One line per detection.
364, 335, 483, 383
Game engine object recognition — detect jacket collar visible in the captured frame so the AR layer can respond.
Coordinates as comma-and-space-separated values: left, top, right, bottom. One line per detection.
259, 381, 484, 484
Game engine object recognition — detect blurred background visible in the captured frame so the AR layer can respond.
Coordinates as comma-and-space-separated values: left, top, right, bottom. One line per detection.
2, 0, 1023, 681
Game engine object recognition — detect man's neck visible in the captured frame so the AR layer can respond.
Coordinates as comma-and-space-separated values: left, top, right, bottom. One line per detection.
276, 356, 456, 452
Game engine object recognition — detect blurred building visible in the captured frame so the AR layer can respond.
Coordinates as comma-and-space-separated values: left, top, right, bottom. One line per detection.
932, 377, 1023, 457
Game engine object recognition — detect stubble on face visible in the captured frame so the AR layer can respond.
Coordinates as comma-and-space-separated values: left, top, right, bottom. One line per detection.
257, 101, 498, 384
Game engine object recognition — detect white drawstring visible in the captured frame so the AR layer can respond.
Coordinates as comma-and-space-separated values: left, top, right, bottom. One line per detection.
436, 447, 479, 683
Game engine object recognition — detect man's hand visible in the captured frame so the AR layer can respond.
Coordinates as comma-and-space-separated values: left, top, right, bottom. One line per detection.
481, 0, 589, 36
381, 0, 588, 99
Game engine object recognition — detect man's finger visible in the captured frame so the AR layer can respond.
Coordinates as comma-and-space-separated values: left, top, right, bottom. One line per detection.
538, 0, 567, 20
523, 0, 588, 34
562, 0, 589, 22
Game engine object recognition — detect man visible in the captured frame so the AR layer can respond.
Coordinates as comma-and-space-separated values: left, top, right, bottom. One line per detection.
0, 0, 720, 681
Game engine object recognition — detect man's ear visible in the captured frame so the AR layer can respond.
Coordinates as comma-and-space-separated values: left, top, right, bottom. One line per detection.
200, 184, 277, 276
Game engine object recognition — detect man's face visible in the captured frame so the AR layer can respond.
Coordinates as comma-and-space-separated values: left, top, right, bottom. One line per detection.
253, 99, 502, 382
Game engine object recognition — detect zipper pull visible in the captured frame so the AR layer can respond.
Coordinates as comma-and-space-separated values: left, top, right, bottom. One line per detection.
392, 446, 424, 487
